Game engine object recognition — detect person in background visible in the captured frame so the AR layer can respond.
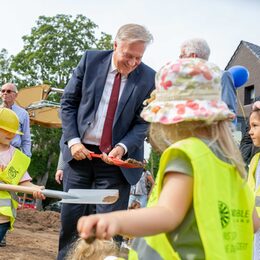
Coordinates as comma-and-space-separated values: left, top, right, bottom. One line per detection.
179, 38, 237, 119
128, 163, 154, 208
240, 97, 260, 166
0, 83, 31, 157
58, 23, 155, 259
77, 58, 259, 259
0, 82, 32, 246
247, 101, 260, 260
128, 200, 141, 210
55, 152, 64, 185
0, 108, 45, 243
240, 119, 260, 166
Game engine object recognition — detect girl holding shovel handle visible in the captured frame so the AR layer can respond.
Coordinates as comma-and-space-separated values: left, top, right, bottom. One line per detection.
0, 108, 45, 242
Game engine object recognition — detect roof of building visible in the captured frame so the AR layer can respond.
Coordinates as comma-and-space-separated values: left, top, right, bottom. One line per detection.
243, 41, 260, 59
225, 40, 260, 69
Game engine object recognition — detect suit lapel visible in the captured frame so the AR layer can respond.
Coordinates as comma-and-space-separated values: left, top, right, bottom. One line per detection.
94, 53, 112, 112
114, 68, 140, 125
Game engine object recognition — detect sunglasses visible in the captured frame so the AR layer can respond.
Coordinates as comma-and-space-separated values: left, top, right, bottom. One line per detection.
1, 89, 16, 94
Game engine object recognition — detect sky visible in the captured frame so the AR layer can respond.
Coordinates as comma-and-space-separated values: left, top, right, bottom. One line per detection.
1, 0, 260, 71
1, 0, 259, 159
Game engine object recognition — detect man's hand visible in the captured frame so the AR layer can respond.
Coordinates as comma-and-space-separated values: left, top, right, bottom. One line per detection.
70, 143, 93, 160
109, 145, 125, 159
101, 145, 125, 165
55, 170, 63, 184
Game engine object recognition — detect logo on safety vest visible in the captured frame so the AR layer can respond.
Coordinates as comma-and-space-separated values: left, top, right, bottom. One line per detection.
8, 166, 18, 180
218, 201, 230, 228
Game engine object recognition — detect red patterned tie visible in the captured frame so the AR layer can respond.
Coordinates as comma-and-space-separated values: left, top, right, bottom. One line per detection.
99, 72, 122, 153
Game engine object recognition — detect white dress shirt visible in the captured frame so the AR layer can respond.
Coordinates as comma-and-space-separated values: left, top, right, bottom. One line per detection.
68, 55, 128, 153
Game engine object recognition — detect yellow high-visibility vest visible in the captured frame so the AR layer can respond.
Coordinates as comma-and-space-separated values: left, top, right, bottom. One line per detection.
248, 152, 260, 216
0, 149, 30, 230
129, 137, 254, 260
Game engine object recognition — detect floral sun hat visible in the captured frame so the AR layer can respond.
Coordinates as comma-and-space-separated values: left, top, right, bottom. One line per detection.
141, 58, 235, 124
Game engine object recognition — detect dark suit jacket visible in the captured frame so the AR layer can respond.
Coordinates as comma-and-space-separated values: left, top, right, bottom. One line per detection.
60, 50, 155, 185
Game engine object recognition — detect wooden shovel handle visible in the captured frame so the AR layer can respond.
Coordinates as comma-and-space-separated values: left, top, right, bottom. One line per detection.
0, 183, 40, 195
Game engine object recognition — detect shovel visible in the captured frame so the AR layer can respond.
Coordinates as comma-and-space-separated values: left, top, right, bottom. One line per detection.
90, 153, 144, 168
0, 183, 119, 204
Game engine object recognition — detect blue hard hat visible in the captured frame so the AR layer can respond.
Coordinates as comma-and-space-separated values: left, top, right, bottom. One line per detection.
228, 65, 249, 88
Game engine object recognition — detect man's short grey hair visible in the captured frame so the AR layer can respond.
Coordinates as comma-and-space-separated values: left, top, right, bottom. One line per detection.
115, 24, 153, 47
181, 38, 210, 60
2, 83, 18, 93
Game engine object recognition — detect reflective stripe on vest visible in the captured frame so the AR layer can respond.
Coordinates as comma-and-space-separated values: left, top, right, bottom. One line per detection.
256, 196, 260, 207
129, 137, 254, 260
0, 199, 12, 207
131, 238, 163, 260
248, 152, 260, 216
0, 198, 17, 218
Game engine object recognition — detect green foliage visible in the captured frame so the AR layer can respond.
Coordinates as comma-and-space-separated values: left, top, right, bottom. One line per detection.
11, 14, 113, 89
0, 49, 13, 85
0, 14, 113, 189
147, 148, 161, 179
28, 125, 61, 176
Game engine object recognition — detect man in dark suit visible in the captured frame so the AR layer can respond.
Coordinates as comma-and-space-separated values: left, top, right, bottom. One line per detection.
58, 23, 155, 259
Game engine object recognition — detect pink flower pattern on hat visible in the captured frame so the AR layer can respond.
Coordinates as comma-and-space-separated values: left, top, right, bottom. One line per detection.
141, 58, 235, 124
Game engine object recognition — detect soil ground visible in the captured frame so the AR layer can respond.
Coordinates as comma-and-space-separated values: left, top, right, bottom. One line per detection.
0, 209, 60, 260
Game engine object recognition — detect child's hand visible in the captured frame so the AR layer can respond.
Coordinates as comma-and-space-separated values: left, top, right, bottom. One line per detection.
77, 214, 119, 240
32, 186, 46, 200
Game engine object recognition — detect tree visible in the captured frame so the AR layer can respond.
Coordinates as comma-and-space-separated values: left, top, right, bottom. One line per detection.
11, 14, 112, 88
1, 14, 113, 199
0, 49, 13, 85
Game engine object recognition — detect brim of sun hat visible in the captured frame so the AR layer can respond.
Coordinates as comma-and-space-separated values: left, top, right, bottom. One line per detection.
141, 99, 235, 124
0, 126, 23, 135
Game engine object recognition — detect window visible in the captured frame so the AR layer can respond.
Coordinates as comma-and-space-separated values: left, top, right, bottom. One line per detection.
244, 85, 255, 105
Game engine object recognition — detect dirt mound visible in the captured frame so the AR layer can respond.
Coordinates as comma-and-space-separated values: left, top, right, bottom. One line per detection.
16, 209, 61, 232
0, 209, 60, 260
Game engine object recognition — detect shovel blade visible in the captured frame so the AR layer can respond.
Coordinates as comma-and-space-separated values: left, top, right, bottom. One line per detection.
61, 189, 119, 204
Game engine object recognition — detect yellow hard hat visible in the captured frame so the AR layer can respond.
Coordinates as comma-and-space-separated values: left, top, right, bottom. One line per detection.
0, 108, 23, 135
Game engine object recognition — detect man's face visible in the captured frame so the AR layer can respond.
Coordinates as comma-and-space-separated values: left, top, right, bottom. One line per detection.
0, 84, 17, 105
113, 40, 146, 76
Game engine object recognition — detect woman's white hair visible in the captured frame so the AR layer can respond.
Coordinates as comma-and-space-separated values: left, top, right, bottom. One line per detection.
180, 38, 210, 60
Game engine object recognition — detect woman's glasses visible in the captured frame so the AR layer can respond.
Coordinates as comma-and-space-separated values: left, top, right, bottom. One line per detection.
1, 89, 16, 94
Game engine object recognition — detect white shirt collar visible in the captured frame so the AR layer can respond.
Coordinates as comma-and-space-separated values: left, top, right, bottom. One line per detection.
110, 53, 127, 79
110, 54, 117, 74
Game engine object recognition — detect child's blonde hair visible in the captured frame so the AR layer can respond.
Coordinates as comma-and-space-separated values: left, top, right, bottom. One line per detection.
149, 120, 246, 178
66, 238, 119, 260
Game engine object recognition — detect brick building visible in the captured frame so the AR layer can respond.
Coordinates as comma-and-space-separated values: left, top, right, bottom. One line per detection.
225, 40, 260, 134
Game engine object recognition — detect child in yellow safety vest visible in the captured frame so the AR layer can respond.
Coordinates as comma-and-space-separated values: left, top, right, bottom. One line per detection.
77, 58, 260, 260
248, 101, 260, 260
0, 108, 45, 242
